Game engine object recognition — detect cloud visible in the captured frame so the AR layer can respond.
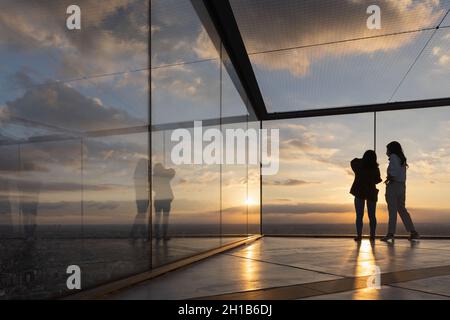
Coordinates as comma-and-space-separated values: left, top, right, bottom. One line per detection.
262, 202, 353, 215
0, 0, 147, 80
432, 33, 450, 67
152, 61, 219, 105
1, 126, 148, 178
0, 176, 117, 193
274, 198, 292, 202
149, 1, 223, 112
171, 167, 220, 186
279, 131, 342, 169
268, 120, 366, 173
151, 0, 219, 66
232, 0, 444, 76
0, 148, 47, 173
5, 80, 140, 131
193, 29, 220, 61
22, 200, 125, 219
167, 77, 203, 97
114, 70, 148, 93
283, 138, 339, 160
261, 201, 450, 225
264, 179, 316, 186
9, 70, 37, 88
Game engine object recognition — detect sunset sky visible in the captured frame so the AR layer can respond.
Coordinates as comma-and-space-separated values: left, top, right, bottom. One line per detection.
263, 108, 450, 226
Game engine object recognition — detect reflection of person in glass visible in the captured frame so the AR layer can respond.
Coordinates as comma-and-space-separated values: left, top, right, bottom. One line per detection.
0, 177, 13, 236
18, 180, 41, 241
153, 163, 175, 241
130, 158, 149, 239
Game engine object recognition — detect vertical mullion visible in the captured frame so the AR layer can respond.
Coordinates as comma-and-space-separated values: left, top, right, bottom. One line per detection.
81, 138, 84, 239
374, 112, 377, 152
219, 42, 223, 244
259, 120, 263, 236
148, 0, 153, 267
246, 114, 249, 236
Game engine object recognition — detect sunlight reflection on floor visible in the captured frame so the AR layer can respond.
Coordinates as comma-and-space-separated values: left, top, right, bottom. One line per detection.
353, 240, 380, 299
242, 244, 260, 291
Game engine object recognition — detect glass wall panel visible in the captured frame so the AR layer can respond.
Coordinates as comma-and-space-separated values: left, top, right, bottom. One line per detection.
151, 127, 221, 267
151, 0, 260, 268
151, 0, 221, 267
220, 46, 255, 241
0, 0, 149, 299
221, 122, 249, 238
0, 139, 83, 299
82, 133, 151, 289
262, 113, 374, 235
376, 107, 450, 236
0, 145, 18, 239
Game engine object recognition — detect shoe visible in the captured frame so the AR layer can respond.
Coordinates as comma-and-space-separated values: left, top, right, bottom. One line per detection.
380, 234, 395, 243
354, 236, 362, 242
409, 231, 420, 242
369, 236, 376, 242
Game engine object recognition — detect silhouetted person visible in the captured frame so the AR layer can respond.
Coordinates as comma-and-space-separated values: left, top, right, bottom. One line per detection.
130, 158, 149, 240
18, 180, 41, 241
350, 150, 382, 242
153, 163, 175, 241
381, 141, 419, 243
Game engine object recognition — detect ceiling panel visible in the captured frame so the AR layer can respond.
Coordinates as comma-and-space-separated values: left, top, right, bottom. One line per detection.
229, 0, 450, 112
230, 0, 450, 54
392, 28, 450, 102
249, 31, 434, 112
442, 11, 450, 27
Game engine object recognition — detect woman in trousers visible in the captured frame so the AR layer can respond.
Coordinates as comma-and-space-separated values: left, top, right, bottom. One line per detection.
350, 150, 382, 242
381, 141, 420, 243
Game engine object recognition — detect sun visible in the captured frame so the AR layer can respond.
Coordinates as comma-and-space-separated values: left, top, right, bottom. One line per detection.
245, 197, 255, 205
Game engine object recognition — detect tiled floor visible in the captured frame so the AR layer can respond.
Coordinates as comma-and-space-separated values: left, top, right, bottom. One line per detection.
107, 237, 450, 300
393, 275, 450, 297
302, 286, 449, 300
152, 237, 244, 267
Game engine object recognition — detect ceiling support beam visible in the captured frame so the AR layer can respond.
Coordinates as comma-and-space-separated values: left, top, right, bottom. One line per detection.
193, 0, 268, 120
266, 97, 450, 121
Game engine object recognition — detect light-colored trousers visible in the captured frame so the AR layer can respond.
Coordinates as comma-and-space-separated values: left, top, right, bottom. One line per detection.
385, 181, 416, 235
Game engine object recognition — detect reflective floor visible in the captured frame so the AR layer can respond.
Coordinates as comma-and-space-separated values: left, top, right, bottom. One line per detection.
0, 236, 245, 299
108, 237, 450, 300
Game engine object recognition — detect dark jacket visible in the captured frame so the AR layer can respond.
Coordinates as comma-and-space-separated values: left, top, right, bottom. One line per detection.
350, 158, 382, 202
